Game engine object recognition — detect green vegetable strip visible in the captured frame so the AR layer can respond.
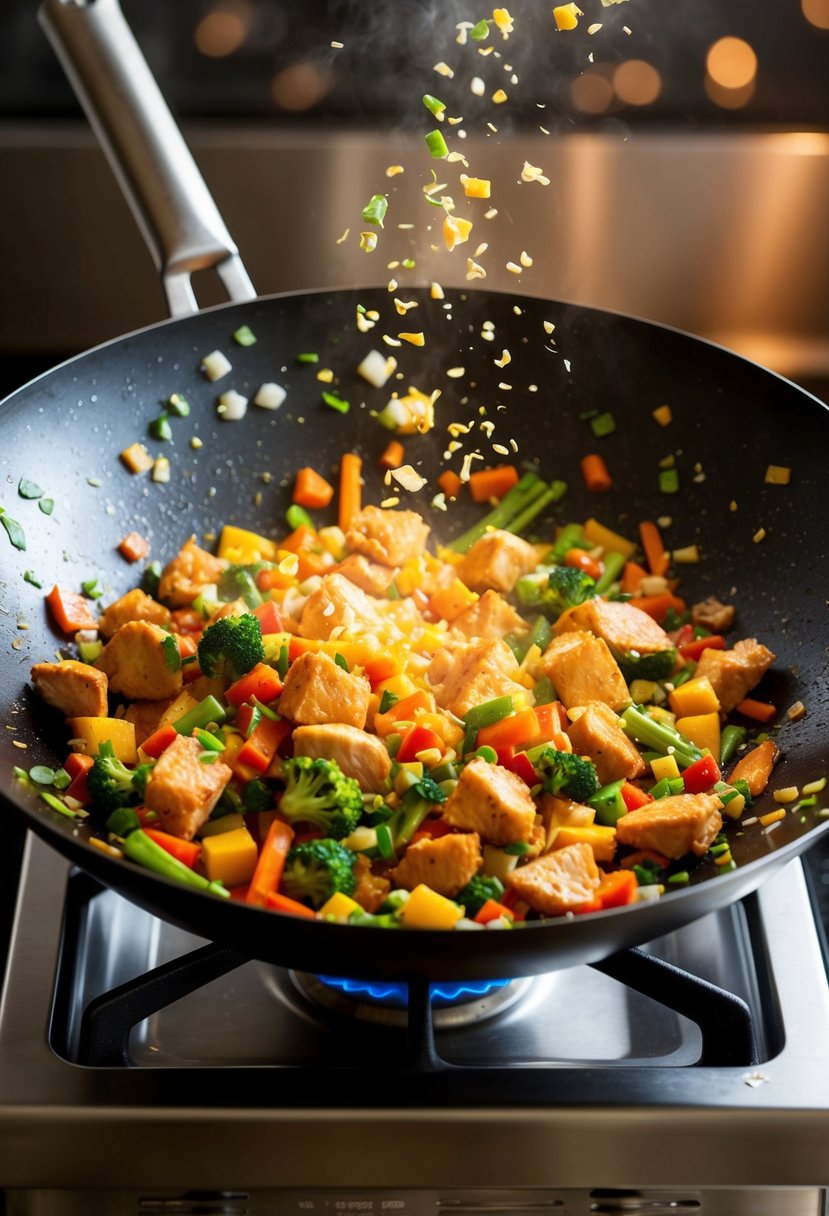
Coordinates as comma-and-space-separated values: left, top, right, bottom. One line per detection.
593, 550, 626, 594
505, 480, 567, 537
659, 468, 679, 494
552, 522, 586, 559
286, 503, 314, 531
361, 194, 388, 226
422, 94, 446, 118
620, 705, 703, 770
173, 695, 227, 737
720, 724, 747, 766
449, 472, 543, 553
322, 391, 350, 414
425, 129, 449, 158
532, 676, 557, 706
233, 325, 257, 347
464, 695, 514, 730
123, 830, 229, 897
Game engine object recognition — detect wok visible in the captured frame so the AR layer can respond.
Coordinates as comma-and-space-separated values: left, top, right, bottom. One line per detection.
0, 0, 827, 983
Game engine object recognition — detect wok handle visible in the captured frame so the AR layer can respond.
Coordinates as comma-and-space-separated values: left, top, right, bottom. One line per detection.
38, 0, 256, 318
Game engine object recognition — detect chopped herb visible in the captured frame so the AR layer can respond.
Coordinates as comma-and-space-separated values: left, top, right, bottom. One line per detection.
422, 94, 446, 119
334, 652, 350, 672
361, 194, 388, 227
23, 570, 42, 588
276, 643, 290, 680
233, 325, 257, 347
149, 413, 173, 441
18, 479, 44, 499
52, 768, 71, 790
376, 822, 395, 860
142, 560, 162, 598
425, 129, 449, 158
81, 578, 104, 600
199, 752, 219, 765
659, 468, 680, 494
39, 499, 55, 516
285, 503, 314, 531
244, 704, 262, 738
39, 790, 78, 818
29, 765, 56, 785
195, 728, 226, 753
667, 870, 690, 886
322, 390, 350, 414
379, 689, 399, 715
401, 258, 416, 269
296, 352, 320, 364
589, 412, 616, 438
167, 393, 191, 417
470, 18, 490, 39
0, 511, 26, 551
161, 634, 182, 673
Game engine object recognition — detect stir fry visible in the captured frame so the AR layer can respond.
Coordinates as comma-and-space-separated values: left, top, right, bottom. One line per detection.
23, 481, 796, 930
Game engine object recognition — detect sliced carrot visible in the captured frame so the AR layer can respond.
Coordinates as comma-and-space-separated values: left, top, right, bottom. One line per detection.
225, 662, 284, 708
437, 469, 463, 500
473, 898, 515, 925
280, 524, 319, 555
46, 585, 98, 633
140, 724, 179, 759
361, 653, 404, 687
118, 531, 150, 563
639, 519, 670, 577
256, 567, 295, 592
374, 689, 436, 736
580, 453, 612, 492
533, 701, 569, 740
265, 891, 317, 919
428, 578, 478, 622
379, 440, 405, 470
628, 592, 686, 624
468, 464, 519, 503
476, 707, 541, 752
620, 560, 649, 595
338, 452, 363, 532
235, 716, 292, 774
728, 738, 779, 796
252, 600, 282, 635
396, 723, 445, 763
595, 869, 639, 909
293, 466, 334, 510
246, 817, 295, 906
143, 828, 201, 870
564, 547, 603, 581
735, 697, 777, 724
177, 634, 199, 660
65, 752, 94, 804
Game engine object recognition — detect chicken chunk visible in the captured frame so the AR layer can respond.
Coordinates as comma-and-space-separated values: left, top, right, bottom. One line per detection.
389, 831, 482, 898
31, 659, 108, 719
427, 638, 527, 719
124, 697, 175, 747
346, 505, 430, 567
691, 596, 736, 634
451, 590, 529, 641
441, 756, 537, 845
98, 588, 171, 639
298, 572, 383, 641
96, 621, 183, 701
278, 650, 371, 729
143, 734, 232, 840
567, 700, 647, 784
457, 529, 537, 594
158, 537, 228, 608
352, 854, 390, 913
505, 842, 600, 915
335, 553, 398, 597
292, 723, 391, 792
540, 631, 630, 712
694, 638, 776, 713
615, 792, 723, 860
555, 599, 673, 655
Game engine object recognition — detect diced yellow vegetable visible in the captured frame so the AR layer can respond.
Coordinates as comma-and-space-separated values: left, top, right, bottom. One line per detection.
764, 465, 791, 486
551, 823, 617, 864
669, 676, 721, 718
675, 712, 721, 758
803, 777, 827, 795
759, 808, 786, 827
217, 525, 278, 564
722, 793, 746, 821
553, 3, 583, 31
375, 673, 418, 701
319, 891, 362, 920
650, 754, 681, 782
120, 442, 154, 474
652, 405, 673, 427
581, 518, 636, 559
158, 690, 200, 732
630, 679, 658, 705
200, 827, 258, 888
462, 176, 492, 199
67, 717, 137, 764
773, 786, 799, 804
482, 845, 519, 882
199, 812, 245, 838
399, 884, 464, 929
443, 215, 473, 252
428, 578, 478, 621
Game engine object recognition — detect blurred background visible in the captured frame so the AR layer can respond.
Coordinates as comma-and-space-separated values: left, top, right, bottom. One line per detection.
1, 0, 828, 400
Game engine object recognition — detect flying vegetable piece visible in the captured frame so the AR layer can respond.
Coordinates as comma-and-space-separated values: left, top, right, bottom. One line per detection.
197, 612, 265, 681
535, 747, 600, 804
278, 755, 365, 841
515, 565, 597, 620
281, 838, 358, 909
86, 740, 153, 815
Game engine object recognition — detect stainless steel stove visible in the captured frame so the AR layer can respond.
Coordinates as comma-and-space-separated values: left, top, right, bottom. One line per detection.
1, 832, 828, 1214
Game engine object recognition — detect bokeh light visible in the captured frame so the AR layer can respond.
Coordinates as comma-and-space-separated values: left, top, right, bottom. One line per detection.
706, 36, 758, 90
270, 61, 332, 111
613, 59, 662, 106
570, 70, 614, 115
802, 0, 829, 27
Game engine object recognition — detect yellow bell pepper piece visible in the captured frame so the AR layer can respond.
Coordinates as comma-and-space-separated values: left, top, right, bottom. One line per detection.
676, 712, 721, 758
67, 717, 137, 764
650, 754, 681, 782
217, 524, 278, 564
581, 518, 636, 559
552, 823, 617, 864
462, 176, 492, 199
553, 2, 582, 29
669, 676, 721, 718
319, 891, 363, 920
200, 827, 258, 888
443, 215, 473, 252
399, 884, 464, 929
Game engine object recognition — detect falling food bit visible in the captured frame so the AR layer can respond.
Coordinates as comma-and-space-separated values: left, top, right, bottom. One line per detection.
466, 259, 487, 281
443, 214, 473, 251
360, 232, 378, 253
553, 2, 583, 29
398, 332, 426, 347
520, 250, 533, 268
390, 464, 428, 494
492, 8, 515, 37
461, 175, 492, 199
492, 88, 509, 104
434, 61, 455, 78
521, 162, 551, 186
470, 76, 486, 96
385, 165, 405, 177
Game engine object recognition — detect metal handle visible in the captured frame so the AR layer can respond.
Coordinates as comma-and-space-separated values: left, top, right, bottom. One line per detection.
38, 0, 256, 317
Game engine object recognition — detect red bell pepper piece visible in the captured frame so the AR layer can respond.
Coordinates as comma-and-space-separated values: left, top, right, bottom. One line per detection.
142, 828, 201, 870
620, 781, 654, 812
410, 817, 454, 845
678, 634, 726, 661
505, 750, 539, 787
473, 898, 515, 925
236, 716, 292, 774
396, 723, 444, 763
252, 600, 282, 635
225, 661, 284, 708
682, 753, 722, 793
140, 724, 179, 759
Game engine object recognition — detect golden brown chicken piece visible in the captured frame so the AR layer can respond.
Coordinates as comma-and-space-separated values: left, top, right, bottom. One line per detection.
292, 723, 391, 792
389, 832, 482, 899
567, 701, 647, 785
346, 505, 430, 567
157, 537, 228, 608
441, 756, 537, 845
457, 529, 537, 593
540, 631, 630, 712
278, 650, 371, 729
615, 792, 723, 860
694, 639, 776, 713
31, 659, 108, 719
96, 621, 183, 701
505, 842, 600, 915
98, 588, 171, 639
427, 638, 527, 718
143, 735, 232, 840
451, 589, 529, 641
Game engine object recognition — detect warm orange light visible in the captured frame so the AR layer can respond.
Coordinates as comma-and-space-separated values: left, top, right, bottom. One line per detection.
706, 36, 758, 90
613, 59, 662, 106
194, 4, 251, 58
802, 0, 829, 27
570, 71, 614, 115
270, 62, 332, 112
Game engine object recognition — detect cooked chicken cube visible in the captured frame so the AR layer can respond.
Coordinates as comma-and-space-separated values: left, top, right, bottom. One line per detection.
555, 599, 672, 655
457, 529, 537, 593
278, 650, 371, 729
353, 854, 391, 913
124, 697, 175, 747
615, 792, 723, 860
389, 831, 482, 898
427, 637, 527, 719
567, 700, 647, 784
335, 553, 398, 597
441, 755, 537, 845
298, 572, 382, 641
158, 537, 228, 608
96, 621, 183, 701
98, 588, 171, 639
694, 638, 776, 713
143, 734, 232, 840
540, 631, 630, 712
505, 842, 600, 915
31, 659, 108, 719
292, 722, 391, 792
691, 596, 736, 634
452, 589, 529, 641
346, 505, 430, 567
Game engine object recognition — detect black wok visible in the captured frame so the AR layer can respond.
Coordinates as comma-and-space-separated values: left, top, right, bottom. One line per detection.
0, 0, 827, 983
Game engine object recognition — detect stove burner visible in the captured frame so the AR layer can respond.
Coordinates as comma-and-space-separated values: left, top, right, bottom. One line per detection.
291, 972, 534, 1028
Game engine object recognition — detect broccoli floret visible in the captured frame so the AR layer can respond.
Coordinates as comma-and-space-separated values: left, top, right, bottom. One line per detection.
386, 774, 448, 850
217, 563, 273, 609
457, 874, 505, 918
87, 740, 153, 815
197, 612, 265, 681
281, 838, 357, 909
278, 755, 364, 840
615, 647, 677, 683
242, 778, 276, 814
515, 565, 597, 620
536, 747, 600, 804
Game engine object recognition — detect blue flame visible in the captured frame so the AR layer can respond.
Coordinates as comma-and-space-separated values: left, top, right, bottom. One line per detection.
315, 974, 510, 1008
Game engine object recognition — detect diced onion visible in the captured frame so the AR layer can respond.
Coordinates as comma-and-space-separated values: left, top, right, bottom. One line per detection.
200, 350, 232, 381
216, 390, 249, 421
254, 383, 286, 410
